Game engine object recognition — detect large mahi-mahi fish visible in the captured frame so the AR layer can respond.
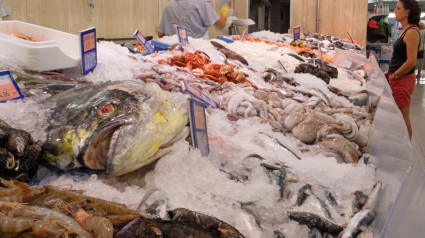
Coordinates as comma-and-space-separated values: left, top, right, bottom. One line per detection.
41, 80, 189, 176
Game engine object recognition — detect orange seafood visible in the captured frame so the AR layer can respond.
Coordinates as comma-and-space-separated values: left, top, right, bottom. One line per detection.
159, 51, 257, 88
134, 43, 146, 52
10, 33, 38, 42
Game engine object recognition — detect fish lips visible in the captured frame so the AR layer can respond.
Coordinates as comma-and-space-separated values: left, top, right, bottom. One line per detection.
41, 126, 83, 170
78, 119, 131, 171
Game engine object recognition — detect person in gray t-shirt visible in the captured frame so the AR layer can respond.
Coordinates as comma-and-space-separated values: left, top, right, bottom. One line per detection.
157, 0, 229, 39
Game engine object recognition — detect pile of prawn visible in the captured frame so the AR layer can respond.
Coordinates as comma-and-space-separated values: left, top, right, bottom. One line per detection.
0, 179, 138, 237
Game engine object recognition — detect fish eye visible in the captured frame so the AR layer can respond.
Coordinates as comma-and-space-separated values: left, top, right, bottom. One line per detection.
97, 105, 114, 116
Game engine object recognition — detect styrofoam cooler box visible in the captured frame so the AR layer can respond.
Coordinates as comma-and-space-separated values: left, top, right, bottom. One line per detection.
0, 21, 81, 71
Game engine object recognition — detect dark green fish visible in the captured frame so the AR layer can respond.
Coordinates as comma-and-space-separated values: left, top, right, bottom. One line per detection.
115, 208, 245, 238
274, 230, 287, 238
288, 211, 343, 235
296, 184, 312, 206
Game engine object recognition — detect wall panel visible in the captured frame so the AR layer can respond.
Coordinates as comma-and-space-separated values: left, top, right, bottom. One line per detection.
65, 0, 93, 34
2, 0, 248, 40
291, 0, 367, 45
133, 0, 162, 38
28, 0, 67, 30
319, 0, 367, 45
94, 0, 136, 38
290, 0, 317, 34
3, 0, 28, 22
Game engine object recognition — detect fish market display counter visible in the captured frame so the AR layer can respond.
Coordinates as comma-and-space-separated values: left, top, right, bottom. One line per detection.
365, 55, 424, 237
1, 28, 424, 237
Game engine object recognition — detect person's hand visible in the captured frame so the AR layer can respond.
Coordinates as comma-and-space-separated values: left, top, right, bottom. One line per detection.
219, 1, 232, 17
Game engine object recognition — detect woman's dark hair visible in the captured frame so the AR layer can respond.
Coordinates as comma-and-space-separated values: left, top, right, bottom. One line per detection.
400, 0, 421, 25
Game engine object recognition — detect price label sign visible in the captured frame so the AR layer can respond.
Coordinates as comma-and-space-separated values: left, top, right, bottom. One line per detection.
134, 30, 155, 54
182, 80, 218, 108
177, 26, 189, 44
293, 26, 301, 41
188, 98, 209, 156
314, 59, 322, 68
0, 71, 24, 103
80, 27, 97, 75
171, 22, 179, 34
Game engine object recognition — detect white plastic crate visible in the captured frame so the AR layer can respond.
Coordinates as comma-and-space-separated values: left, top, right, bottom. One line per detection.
0, 20, 81, 71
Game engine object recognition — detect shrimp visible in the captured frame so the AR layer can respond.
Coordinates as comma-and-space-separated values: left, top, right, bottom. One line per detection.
0, 181, 47, 203
29, 194, 68, 213
70, 207, 113, 238
32, 220, 70, 238
45, 185, 139, 215
0, 216, 33, 232
0, 203, 92, 238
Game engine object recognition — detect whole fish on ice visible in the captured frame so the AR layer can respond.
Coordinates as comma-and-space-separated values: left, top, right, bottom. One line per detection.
40, 80, 189, 175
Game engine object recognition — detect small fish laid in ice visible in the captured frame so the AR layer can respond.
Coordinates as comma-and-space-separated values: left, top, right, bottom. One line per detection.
41, 81, 189, 176
255, 132, 302, 160
210, 40, 249, 66
260, 162, 288, 200
341, 209, 375, 238
343, 191, 368, 222
340, 181, 382, 238
296, 184, 312, 206
356, 229, 373, 238
308, 227, 322, 238
288, 210, 344, 236
274, 230, 287, 238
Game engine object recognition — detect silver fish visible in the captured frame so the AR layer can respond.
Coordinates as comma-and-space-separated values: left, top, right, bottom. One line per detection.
340, 181, 382, 238
256, 132, 302, 160
210, 40, 249, 65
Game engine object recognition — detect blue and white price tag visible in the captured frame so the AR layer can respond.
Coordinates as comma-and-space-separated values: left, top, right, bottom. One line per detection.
0, 71, 24, 103
171, 22, 179, 34
80, 27, 97, 75
177, 26, 189, 44
134, 30, 154, 54
293, 26, 301, 41
182, 81, 218, 108
314, 59, 322, 68
188, 98, 209, 156
277, 60, 288, 73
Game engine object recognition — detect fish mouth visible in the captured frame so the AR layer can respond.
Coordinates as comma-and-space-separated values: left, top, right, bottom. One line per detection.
80, 122, 127, 170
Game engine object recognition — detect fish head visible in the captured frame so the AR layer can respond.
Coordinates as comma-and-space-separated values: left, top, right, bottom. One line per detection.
41, 81, 188, 175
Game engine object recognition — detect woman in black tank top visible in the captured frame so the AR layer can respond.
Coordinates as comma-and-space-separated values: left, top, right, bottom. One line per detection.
386, 0, 421, 139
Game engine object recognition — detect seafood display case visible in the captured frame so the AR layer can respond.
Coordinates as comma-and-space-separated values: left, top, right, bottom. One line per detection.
304, 48, 422, 237
364, 54, 424, 237
0, 19, 424, 236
